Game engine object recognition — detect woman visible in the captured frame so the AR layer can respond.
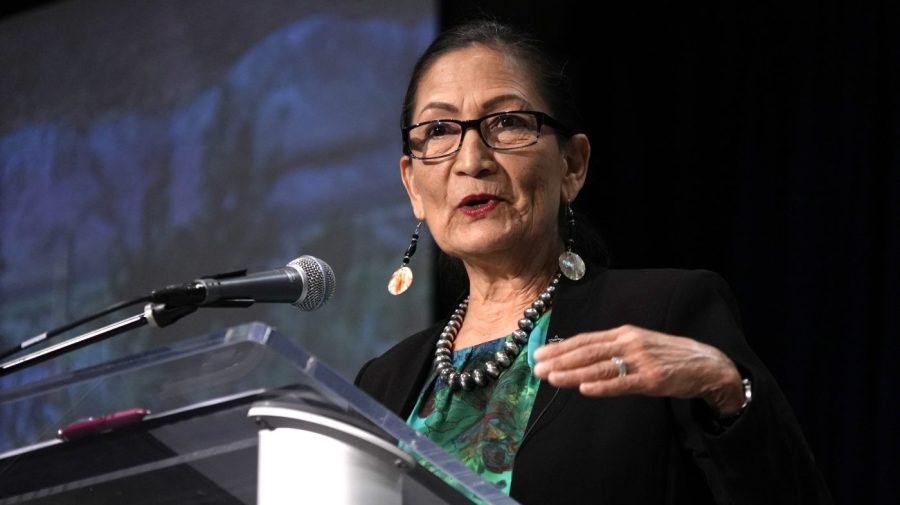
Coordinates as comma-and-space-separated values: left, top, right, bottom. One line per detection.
356, 20, 830, 504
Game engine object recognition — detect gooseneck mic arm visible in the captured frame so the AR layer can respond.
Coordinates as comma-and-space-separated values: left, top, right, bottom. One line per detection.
0, 295, 151, 362
0, 303, 196, 378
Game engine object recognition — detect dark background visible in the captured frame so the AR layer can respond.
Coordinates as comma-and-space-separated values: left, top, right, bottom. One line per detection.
438, 1, 898, 504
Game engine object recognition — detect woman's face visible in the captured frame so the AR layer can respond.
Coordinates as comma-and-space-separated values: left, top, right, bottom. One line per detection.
400, 45, 589, 266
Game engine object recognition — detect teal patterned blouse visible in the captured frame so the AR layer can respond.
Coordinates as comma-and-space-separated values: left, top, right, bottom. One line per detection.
407, 311, 552, 497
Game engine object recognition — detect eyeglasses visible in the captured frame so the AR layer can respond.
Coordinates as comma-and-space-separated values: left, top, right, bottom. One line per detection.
402, 110, 573, 160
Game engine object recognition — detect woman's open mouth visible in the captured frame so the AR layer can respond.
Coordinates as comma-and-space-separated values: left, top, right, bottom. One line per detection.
458, 194, 501, 217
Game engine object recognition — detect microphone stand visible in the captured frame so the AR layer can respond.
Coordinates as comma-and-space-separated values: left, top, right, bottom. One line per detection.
0, 295, 151, 361
0, 300, 252, 379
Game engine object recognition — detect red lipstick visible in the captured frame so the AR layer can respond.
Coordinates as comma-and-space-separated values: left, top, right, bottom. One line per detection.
458, 194, 501, 218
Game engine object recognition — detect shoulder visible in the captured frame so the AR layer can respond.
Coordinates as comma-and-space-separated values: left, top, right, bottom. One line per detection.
603, 267, 729, 292
554, 266, 741, 335
565, 266, 733, 307
611, 267, 744, 340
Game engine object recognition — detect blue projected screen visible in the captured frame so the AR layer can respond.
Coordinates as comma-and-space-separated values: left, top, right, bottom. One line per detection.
0, 0, 437, 450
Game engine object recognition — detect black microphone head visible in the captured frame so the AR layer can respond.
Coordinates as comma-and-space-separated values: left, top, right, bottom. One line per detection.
288, 255, 335, 311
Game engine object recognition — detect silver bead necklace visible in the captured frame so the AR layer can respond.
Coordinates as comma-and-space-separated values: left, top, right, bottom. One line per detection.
433, 272, 561, 391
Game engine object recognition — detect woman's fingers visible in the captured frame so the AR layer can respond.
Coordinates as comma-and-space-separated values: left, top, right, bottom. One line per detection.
533, 324, 639, 378
537, 355, 626, 385
533, 341, 621, 378
533, 325, 742, 409
534, 326, 627, 360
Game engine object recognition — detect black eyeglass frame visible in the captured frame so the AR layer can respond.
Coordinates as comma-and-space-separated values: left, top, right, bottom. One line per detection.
401, 110, 574, 160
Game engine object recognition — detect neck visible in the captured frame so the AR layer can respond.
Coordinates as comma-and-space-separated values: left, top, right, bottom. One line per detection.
452, 245, 561, 349
463, 238, 561, 300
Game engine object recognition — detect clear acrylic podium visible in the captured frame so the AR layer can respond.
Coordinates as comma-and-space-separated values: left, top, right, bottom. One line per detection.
0, 322, 520, 504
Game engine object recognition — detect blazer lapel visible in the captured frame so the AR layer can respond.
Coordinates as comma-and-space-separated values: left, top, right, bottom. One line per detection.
521, 268, 607, 446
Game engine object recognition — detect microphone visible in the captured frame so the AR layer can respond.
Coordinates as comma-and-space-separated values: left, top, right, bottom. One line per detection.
151, 255, 335, 311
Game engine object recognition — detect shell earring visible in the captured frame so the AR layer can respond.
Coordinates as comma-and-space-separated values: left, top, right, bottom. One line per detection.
388, 221, 422, 295
558, 201, 586, 281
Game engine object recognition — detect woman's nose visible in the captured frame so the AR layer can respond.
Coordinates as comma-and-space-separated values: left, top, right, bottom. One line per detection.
453, 128, 494, 176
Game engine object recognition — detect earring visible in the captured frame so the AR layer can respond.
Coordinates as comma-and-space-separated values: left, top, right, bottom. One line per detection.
388, 221, 422, 295
558, 202, 586, 281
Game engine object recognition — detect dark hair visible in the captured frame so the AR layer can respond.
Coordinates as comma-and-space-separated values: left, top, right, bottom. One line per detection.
403, 20, 608, 296
401, 19, 581, 133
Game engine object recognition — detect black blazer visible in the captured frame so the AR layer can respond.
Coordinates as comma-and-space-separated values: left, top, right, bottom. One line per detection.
356, 268, 832, 504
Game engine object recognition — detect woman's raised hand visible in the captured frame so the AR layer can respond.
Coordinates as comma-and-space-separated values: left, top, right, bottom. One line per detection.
533, 325, 746, 416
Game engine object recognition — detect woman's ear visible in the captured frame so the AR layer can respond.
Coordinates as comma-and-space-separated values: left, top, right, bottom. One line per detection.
560, 133, 590, 202
400, 156, 426, 220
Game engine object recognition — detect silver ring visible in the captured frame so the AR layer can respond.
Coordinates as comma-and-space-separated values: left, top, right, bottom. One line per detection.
611, 356, 627, 378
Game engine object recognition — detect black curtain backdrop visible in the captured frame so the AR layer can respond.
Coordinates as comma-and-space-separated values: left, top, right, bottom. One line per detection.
437, 2, 898, 504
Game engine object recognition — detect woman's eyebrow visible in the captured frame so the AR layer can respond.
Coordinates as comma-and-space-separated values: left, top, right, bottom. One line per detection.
481, 94, 530, 111
416, 101, 458, 118
416, 94, 530, 120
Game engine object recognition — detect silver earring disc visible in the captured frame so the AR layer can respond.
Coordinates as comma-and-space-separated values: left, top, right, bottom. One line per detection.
558, 251, 586, 281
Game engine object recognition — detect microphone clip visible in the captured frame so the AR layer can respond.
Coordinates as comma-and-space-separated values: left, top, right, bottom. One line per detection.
150, 270, 247, 307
